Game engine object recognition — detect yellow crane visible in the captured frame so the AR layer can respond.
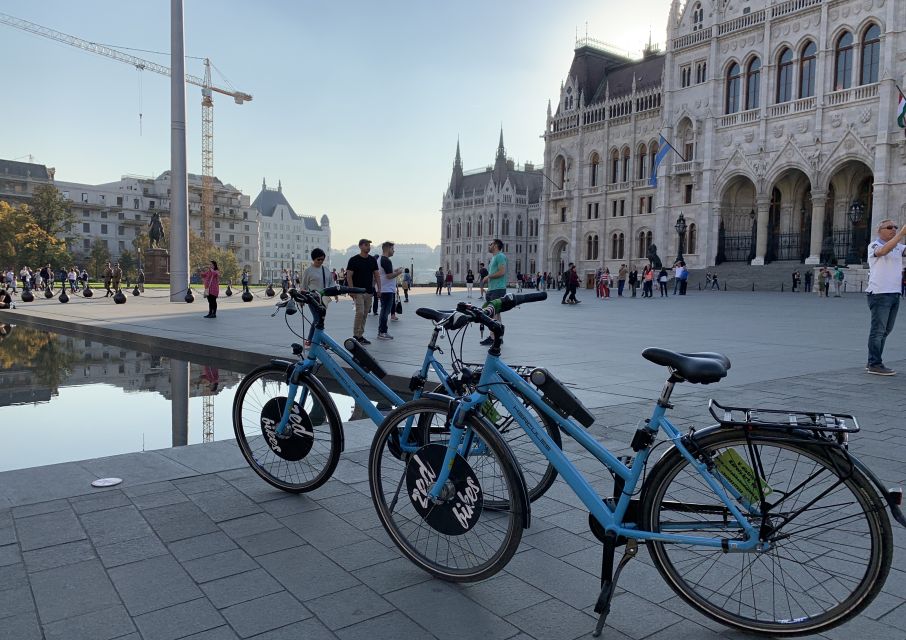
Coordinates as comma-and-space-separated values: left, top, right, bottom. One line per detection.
0, 12, 252, 241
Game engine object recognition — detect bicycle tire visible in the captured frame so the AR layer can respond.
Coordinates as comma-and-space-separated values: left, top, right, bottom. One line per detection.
640, 427, 892, 636
369, 397, 527, 582
431, 383, 561, 504
232, 363, 342, 493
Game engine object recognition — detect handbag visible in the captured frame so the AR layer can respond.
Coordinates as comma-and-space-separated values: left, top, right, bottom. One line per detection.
395, 291, 403, 314
203, 287, 209, 297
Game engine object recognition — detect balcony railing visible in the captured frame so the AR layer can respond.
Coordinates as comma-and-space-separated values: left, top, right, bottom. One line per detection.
674, 160, 700, 175
672, 27, 712, 50
586, 186, 602, 196
608, 181, 631, 192
549, 189, 567, 200
717, 9, 766, 35
771, 0, 821, 19
793, 96, 816, 112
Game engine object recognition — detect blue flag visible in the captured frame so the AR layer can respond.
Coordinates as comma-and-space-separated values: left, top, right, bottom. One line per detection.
649, 135, 671, 187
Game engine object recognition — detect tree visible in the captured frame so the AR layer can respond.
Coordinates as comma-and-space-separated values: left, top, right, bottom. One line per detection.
118, 250, 136, 281
89, 238, 111, 279
0, 200, 70, 268
30, 184, 74, 239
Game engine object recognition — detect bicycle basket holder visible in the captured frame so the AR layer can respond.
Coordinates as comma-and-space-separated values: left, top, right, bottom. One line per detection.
708, 399, 860, 434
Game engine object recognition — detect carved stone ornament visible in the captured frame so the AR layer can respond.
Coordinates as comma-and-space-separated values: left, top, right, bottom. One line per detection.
860, 107, 872, 124
723, 135, 734, 147
773, 124, 785, 138
797, 121, 808, 134
831, 113, 843, 128
744, 131, 755, 143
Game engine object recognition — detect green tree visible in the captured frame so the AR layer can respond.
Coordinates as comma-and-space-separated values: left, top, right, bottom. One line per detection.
88, 237, 111, 279
30, 184, 74, 238
0, 200, 70, 268
209, 246, 240, 284
118, 250, 136, 281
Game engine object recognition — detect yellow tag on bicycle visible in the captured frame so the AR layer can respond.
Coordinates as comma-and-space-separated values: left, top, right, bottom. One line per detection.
481, 399, 501, 423
714, 449, 772, 504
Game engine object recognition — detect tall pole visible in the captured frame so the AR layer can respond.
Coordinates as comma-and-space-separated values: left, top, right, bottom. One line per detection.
169, 0, 189, 301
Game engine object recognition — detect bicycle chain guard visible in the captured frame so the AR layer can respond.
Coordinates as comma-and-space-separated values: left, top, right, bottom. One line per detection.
406, 443, 483, 536
260, 397, 315, 461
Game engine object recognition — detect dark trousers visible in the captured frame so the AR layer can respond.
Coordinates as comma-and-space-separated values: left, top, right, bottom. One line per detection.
617, 280, 625, 296
378, 292, 394, 334
867, 293, 899, 367
679, 279, 688, 295
207, 294, 218, 317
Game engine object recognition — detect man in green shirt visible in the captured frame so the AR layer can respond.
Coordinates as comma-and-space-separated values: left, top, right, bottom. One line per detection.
480, 238, 507, 346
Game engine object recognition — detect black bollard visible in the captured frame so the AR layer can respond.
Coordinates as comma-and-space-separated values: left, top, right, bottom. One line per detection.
280, 291, 289, 301
44, 288, 53, 299
133, 286, 140, 296
83, 285, 93, 298
21, 289, 34, 302
113, 289, 127, 304
59, 289, 69, 304
265, 284, 275, 298
185, 288, 195, 303
241, 290, 253, 302
225, 284, 233, 297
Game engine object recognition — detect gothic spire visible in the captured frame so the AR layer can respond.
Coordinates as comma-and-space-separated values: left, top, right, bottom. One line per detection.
496, 127, 505, 159
450, 139, 464, 198
454, 138, 462, 168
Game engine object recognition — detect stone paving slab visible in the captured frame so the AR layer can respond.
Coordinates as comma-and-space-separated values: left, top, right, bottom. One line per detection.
2, 291, 906, 638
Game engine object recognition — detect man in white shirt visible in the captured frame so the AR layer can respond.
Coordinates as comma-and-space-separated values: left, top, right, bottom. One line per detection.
377, 241, 403, 340
865, 218, 906, 375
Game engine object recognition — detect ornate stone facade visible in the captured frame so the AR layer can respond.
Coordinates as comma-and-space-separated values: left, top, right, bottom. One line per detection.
540, 0, 903, 281
440, 133, 543, 283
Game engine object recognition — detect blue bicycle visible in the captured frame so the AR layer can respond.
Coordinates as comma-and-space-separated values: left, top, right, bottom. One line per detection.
368, 292, 905, 636
232, 286, 560, 497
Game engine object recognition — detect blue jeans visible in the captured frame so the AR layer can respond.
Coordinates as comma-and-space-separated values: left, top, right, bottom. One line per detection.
867, 293, 899, 367
378, 291, 395, 334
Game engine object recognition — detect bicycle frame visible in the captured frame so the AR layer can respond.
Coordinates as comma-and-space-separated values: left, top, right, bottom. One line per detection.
272, 315, 455, 437
429, 353, 763, 551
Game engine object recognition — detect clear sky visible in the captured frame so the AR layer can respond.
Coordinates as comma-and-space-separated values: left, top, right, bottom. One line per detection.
1, 0, 670, 250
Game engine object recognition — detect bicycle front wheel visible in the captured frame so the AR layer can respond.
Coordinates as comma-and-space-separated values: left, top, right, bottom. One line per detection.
232, 363, 342, 493
641, 427, 892, 636
369, 397, 527, 582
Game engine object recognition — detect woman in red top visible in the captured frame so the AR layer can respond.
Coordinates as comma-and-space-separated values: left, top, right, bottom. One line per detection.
201, 260, 221, 318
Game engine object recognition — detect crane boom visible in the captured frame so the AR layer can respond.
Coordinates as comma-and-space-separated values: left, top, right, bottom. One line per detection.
0, 12, 252, 103
0, 11, 252, 243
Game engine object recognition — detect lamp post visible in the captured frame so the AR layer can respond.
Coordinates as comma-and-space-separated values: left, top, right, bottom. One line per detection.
799, 206, 808, 262
674, 212, 687, 264
846, 200, 865, 265
748, 208, 757, 262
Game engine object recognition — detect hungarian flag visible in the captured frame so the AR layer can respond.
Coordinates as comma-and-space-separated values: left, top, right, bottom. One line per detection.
898, 91, 906, 128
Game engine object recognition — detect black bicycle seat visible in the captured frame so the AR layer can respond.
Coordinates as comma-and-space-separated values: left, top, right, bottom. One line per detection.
642, 348, 730, 384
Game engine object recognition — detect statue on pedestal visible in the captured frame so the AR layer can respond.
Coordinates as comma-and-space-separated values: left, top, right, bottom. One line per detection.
647, 243, 663, 270
149, 212, 165, 249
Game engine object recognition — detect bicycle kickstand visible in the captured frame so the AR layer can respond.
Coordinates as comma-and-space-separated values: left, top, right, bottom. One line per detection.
592, 535, 638, 638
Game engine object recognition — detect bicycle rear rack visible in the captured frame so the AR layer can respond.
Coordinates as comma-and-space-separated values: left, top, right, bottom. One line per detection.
709, 399, 860, 434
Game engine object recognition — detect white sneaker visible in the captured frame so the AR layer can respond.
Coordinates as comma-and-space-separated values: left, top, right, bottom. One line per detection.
377, 333, 394, 340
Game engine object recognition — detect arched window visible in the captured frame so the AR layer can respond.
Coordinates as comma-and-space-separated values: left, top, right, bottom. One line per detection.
488, 217, 494, 235
745, 58, 761, 109
638, 231, 646, 258
861, 24, 881, 85
648, 142, 659, 180
587, 235, 594, 260
725, 62, 741, 114
799, 41, 817, 98
594, 235, 599, 260
834, 32, 853, 90
610, 149, 620, 183
516, 217, 523, 236
502, 217, 510, 235
477, 217, 482, 236
466, 219, 471, 237
618, 233, 625, 259
777, 48, 793, 103
612, 233, 620, 259
590, 153, 600, 187
692, 2, 703, 31
687, 223, 697, 254
621, 147, 631, 182
446, 221, 451, 239
637, 144, 648, 180
556, 156, 566, 188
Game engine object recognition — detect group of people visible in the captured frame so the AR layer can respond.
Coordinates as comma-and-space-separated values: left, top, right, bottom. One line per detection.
4, 264, 96, 293
559, 261, 695, 303
347, 239, 418, 343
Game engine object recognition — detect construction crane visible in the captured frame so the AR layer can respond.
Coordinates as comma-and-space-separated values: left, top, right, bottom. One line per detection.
0, 12, 252, 241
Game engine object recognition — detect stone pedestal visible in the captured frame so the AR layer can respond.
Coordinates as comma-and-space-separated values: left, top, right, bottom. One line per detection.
144, 249, 170, 284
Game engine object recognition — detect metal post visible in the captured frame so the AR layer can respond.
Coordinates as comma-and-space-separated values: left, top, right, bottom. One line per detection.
169, 0, 189, 302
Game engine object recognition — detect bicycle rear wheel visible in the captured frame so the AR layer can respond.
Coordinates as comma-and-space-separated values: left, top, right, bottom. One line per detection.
232, 363, 342, 493
369, 397, 526, 582
641, 427, 892, 636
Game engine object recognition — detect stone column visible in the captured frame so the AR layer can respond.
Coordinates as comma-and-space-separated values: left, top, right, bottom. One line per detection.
170, 359, 189, 447
805, 193, 826, 264
751, 196, 770, 265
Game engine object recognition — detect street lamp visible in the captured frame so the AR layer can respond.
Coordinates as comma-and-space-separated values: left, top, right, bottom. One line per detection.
846, 200, 865, 265
748, 208, 757, 262
674, 212, 687, 264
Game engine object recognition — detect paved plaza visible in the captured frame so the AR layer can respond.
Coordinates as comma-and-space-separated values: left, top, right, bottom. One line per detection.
0, 287, 905, 639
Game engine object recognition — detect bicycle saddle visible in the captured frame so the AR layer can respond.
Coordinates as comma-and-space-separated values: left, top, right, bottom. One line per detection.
642, 348, 730, 384
416, 308, 453, 322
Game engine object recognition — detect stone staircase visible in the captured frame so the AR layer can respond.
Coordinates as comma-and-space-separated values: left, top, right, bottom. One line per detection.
686, 260, 871, 293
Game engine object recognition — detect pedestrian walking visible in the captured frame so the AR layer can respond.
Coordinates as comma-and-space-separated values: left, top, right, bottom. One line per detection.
628, 266, 638, 298
376, 241, 404, 340
435, 267, 444, 296
68, 267, 78, 292
201, 260, 220, 318
658, 267, 669, 297
642, 265, 654, 297
678, 261, 689, 295
103, 262, 114, 297
600, 268, 611, 299
865, 219, 906, 375
0, 287, 12, 310
401, 268, 412, 302
445, 270, 453, 295
804, 269, 813, 293
137, 268, 145, 293
711, 272, 720, 290
301, 248, 331, 344
617, 264, 627, 297
478, 263, 488, 299
111, 263, 122, 293
346, 239, 380, 345
833, 266, 845, 297
80, 267, 89, 290
672, 262, 682, 295
465, 268, 475, 297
